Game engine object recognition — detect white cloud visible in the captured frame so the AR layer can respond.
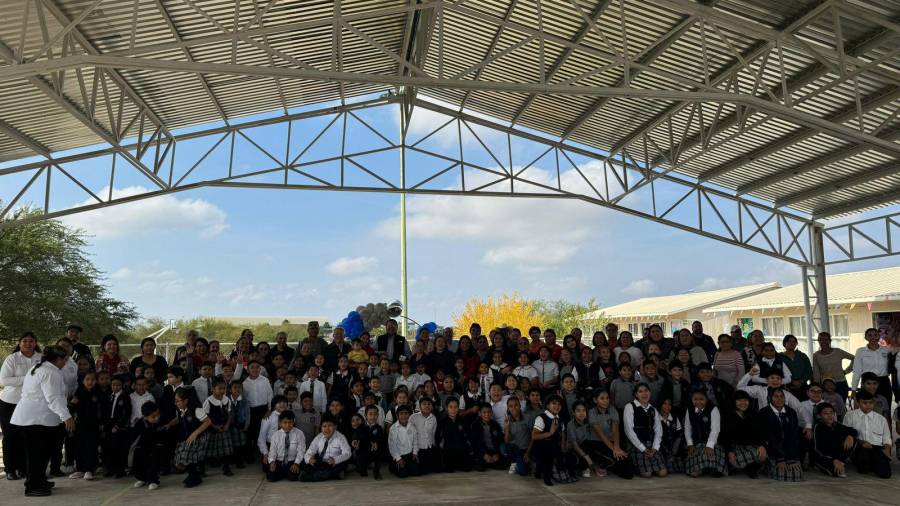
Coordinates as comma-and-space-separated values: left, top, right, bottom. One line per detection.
326, 256, 379, 276
62, 186, 228, 239
622, 279, 657, 297
375, 167, 611, 270
693, 277, 731, 291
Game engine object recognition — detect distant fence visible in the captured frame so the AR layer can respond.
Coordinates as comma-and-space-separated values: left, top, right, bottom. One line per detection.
87, 341, 303, 363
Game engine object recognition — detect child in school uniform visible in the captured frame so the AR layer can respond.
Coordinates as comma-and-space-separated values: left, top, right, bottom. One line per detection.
502, 396, 531, 476
190, 362, 215, 401
227, 381, 250, 469
587, 390, 634, 479
658, 398, 685, 473
859, 372, 892, 424
844, 390, 892, 479
266, 411, 306, 482
409, 397, 440, 474
103, 374, 131, 478
202, 378, 234, 476
144, 368, 163, 401
558, 374, 580, 425
301, 417, 352, 481
384, 388, 411, 426
171, 387, 212, 487
565, 401, 597, 479
131, 402, 164, 490
355, 405, 384, 479
623, 384, 668, 478
469, 403, 506, 472
377, 358, 397, 401
299, 365, 328, 414
388, 405, 420, 478
129, 376, 155, 427
257, 395, 289, 469
243, 361, 273, 464
610, 364, 636, 413
69, 371, 102, 480
811, 402, 856, 478
461, 378, 483, 421
294, 392, 322, 446
758, 387, 803, 482
721, 390, 766, 478
358, 392, 386, 426
821, 378, 847, 421
683, 390, 727, 477
530, 395, 565, 486
433, 394, 466, 466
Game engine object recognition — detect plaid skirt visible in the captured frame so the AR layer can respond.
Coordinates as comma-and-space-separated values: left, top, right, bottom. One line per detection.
205, 430, 234, 458
629, 447, 666, 474
685, 444, 727, 475
660, 447, 684, 473
230, 426, 247, 448
768, 460, 803, 482
729, 444, 761, 470
174, 433, 209, 467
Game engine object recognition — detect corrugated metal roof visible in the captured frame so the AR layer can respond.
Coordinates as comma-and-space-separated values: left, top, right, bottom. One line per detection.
588, 282, 780, 318
705, 265, 900, 311
0, 0, 898, 218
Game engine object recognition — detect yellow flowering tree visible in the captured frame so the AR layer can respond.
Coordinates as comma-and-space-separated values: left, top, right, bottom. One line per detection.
453, 294, 544, 337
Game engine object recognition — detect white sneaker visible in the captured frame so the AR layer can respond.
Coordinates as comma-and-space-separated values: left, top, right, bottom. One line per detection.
69, 471, 84, 479
837, 471, 847, 478
582, 469, 592, 478
148, 483, 159, 490
83, 472, 94, 481
508, 463, 516, 474
133, 480, 147, 488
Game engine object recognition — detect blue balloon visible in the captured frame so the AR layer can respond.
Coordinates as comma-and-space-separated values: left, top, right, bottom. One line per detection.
339, 310, 365, 340
416, 322, 438, 341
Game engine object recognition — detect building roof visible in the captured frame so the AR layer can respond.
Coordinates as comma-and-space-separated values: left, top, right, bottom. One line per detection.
1, 1, 899, 219
201, 316, 328, 326
704, 266, 900, 312
589, 282, 780, 319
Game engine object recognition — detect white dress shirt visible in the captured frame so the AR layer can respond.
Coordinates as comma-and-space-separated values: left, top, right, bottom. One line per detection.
268, 427, 307, 464
10, 361, 71, 427
214, 361, 243, 378
299, 378, 328, 413
409, 412, 437, 451
191, 375, 215, 401
129, 391, 155, 426
512, 365, 538, 381
532, 409, 558, 431
358, 404, 385, 426
304, 431, 352, 464
851, 346, 893, 390
388, 421, 418, 460
395, 374, 419, 394
684, 406, 721, 448
623, 400, 662, 453
243, 375, 274, 408
60, 357, 77, 398
0, 351, 41, 404
844, 408, 892, 446
737, 373, 803, 413
753, 357, 791, 385
799, 399, 824, 430
257, 409, 284, 454
531, 359, 559, 384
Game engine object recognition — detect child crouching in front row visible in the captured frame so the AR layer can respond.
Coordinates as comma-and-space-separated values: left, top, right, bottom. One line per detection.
301, 418, 352, 481
266, 411, 306, 482
132, 401, 164, 490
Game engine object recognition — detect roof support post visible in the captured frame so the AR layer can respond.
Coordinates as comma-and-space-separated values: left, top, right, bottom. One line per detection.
802, 225, 830, 356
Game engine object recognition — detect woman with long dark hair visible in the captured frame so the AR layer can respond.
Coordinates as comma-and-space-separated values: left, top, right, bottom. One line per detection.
0, 332, 42, 481
129, 337, 169, 384
95, 334, 129, 375
11, 345, 74, 497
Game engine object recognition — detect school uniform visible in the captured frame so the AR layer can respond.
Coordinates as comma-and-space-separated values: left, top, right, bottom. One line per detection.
758, 405, 803, 481
173, 406, 209, 469
721, 410, 765, 472
468, 417, 506, 471
436, 414, 471, 472
129, 391, 154, 426
299, 378, 328, 414
0, 350, 41, 479
504, 415, 532, 475
737, 374, 803, 412
131, 417, 164, 485
202, 395, 234, 459
72, 385, 103, 473
293, 407, 322, 447
354, 422, 384, 476
228, 394, 250, 457
532, 410, 564, 481
609, 378, 636, 412
257, 409, 284, 464
512, 365, 539, 383
531, 359, 559, 395
812, 421, 857, 476
565, 419, 593, 474
103, 389, 131, 476
378, 372, 398, 400
693, 377, 735, 408
659, 411, 685, 473
753, 356, 792, 385
388, 421, 420, 477
661, 377, 692, 417
409, 411, 439, 473
684, 405, 726, 475
623, 400, 666, 474
586, 407, 635, 479
191, 375, 214, 402
266, 428, 306, 482
243, 375, 274, 462
844, 408, 892, 479
851, 346, 893, 400
301, 431, 352, 481
641, 376, 666, 407
328, 369, 354, 402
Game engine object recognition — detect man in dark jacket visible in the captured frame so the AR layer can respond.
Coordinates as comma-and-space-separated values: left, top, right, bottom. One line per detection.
376, 320, 409, 361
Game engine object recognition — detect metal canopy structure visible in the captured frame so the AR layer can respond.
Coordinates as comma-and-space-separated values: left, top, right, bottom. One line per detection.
1, 0, 900, 342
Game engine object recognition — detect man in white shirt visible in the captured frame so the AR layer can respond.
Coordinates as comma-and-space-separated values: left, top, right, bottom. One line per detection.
409, 398, 438, 473
851, 328, 898, 400
844, 390, 892, 479
302, 418, 352, 481
266, 411, 306, 482
299, 365, 328, 413
388, 405, 420, 478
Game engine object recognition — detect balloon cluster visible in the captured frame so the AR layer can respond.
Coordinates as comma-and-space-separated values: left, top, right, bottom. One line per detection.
355, 302, 392, 332
338, 311, 365, 340
416, 322, 438, 341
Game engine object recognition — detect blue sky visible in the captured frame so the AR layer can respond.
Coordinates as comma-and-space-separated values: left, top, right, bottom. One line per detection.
5, 95, 898, 326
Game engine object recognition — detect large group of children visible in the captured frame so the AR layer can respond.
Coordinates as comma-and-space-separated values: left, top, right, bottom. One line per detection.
2, 318, 899, 495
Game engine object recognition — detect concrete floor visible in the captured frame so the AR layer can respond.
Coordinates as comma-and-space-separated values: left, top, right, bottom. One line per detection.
2, 465, 900, 506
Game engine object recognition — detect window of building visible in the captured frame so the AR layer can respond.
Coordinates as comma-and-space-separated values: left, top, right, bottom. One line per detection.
788, 316, 807, 337
830, 314, 849, 337
761, 317, 784, 337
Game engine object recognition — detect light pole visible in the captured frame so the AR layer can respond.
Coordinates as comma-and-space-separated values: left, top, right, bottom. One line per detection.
399, 95, 410, 339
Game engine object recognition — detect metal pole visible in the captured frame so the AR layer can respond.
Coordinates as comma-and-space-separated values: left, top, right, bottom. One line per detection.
399, 97, 409, 339
801, 265, 815, 357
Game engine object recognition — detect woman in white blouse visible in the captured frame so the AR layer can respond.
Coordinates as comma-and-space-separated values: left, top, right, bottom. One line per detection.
11, 345, 74, 497
0, 332, 41, 481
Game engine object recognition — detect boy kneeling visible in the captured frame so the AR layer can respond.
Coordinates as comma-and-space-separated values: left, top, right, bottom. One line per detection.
301, 417, 351, 481
266, 411, 306, 482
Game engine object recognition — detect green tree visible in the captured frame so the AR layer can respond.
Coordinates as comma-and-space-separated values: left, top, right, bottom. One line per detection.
0, 206, 138, 345
534, 298, 607, 336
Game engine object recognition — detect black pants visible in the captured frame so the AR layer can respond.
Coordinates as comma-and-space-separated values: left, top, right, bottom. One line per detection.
532, 440, 560, 478
417, 447, 441, 474
853, 445, 892, 479
247, 406, 268, 462
22, 425, 56, 493
102, 428, 129, 475
875, 376, 892, 405
133, 445, 160, 485
356, 449, 381, 475
49, 423, 71, 471
300, 460, 346, 481
0, 400, 25, 475
441, 448, 471, 472
74, 426, 99, 472
473, 449, 508, 472
390, 453, 421, 478
266, 461, 300, 482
